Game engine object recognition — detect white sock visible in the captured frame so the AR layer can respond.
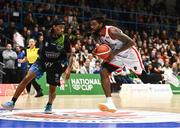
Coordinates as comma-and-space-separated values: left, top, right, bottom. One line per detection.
106, 97, 116, 109
107, 97, 113, 104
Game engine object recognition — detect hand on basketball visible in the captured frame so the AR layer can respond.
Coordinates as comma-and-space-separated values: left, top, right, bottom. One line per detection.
94, 44, 112, 61
105, 52, 116, 62
92, 48, 97, 56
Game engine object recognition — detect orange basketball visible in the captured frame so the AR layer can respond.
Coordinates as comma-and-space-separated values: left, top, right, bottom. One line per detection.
94, 44, 111, 60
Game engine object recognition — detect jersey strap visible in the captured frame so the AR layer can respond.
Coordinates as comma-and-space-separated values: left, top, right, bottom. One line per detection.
54, 34, 65, 47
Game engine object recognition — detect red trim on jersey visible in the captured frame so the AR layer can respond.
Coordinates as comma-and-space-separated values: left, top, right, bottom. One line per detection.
107, 62, 123, 69
124, 64, 142, 75
132, 46, 145, 71
108, 27, 116, 40
99, 26, 106, 37
116, 69, 122, 72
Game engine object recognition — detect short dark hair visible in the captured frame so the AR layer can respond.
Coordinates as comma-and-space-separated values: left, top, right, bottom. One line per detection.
90, 15, 105, 24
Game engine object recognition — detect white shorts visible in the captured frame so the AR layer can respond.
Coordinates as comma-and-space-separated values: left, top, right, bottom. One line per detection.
109, 46, 145, 75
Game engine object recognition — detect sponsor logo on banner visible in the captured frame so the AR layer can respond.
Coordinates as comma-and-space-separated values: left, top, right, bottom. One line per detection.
0, 109, 180, 124
120, 84, 173, 96
0, 84, 27, 96
71, 78, 101, 91
37, 73, 104, 95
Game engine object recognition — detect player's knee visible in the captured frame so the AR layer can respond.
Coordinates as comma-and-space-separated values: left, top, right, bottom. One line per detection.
49, 85, 56, 94
49, 90, 56, 94
49, 92, 56, 96
21, 74, 34, 85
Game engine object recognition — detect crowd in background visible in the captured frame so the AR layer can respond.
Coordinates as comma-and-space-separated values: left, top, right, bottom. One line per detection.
0, 0, 179, 31
0, 0, 179, 84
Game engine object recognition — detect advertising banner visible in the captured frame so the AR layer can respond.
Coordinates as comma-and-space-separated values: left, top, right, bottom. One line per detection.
0, 84, 27, 96
120, 84, 173, 97
37, 73, 104, 95
170, 76, 180, 94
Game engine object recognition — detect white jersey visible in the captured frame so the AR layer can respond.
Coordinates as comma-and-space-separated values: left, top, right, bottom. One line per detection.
100, 26, 144, 75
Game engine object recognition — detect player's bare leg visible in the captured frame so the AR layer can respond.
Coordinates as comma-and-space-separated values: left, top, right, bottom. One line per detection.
100, 68, 112, 97
98, 68, 117, 113
1, 71, 36, 111
48, 85, 56, 104
44, 85, 56, 114
13, 71, 36, 98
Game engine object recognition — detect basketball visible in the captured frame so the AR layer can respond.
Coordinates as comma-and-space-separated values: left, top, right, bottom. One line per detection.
94, 44, 111, 60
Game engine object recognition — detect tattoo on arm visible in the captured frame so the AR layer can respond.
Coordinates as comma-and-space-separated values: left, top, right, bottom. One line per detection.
109, 27, 135, 55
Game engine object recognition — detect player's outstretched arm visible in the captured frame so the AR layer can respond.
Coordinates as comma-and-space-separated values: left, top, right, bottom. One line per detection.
64, 52, 73, 80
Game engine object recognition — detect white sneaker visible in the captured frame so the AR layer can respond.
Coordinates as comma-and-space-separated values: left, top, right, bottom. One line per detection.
98, 102, 117, 113
163, 73, 180, 87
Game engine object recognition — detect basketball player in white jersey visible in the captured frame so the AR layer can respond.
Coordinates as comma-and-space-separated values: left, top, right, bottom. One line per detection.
90, 15, 180, 113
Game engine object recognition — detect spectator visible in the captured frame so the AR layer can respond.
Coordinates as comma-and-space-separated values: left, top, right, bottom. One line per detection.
43, 16, 52, 28
175, 39, 180, 54
2, 43, 17, 83
146, 62, 153, 74
87, 53, 96, 71
151, 58, 164, 74
71, 54, 80, 73
36, 33, 44, 49
79, 59, 93, 74
0, 18, 5, 32
13, 31, 25, 48
24, 29, 32, 47
24, 12, 36, 29
15, 46, 27, 83
93, 60, 101, 74
172, 62, 180, 76
32, 26, 39, 39
21, 26, 28, 38
0, 18, 6, 47
86, 38, 95, 53
70, 16, 78, 31
162, 59, 173, 75
5, 22, 16, 41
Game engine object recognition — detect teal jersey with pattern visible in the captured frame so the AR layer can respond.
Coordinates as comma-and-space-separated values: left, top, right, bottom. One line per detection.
39, 34, 71, 62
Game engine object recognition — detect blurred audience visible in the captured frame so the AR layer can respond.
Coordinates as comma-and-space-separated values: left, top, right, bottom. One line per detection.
0, 0, 179, 85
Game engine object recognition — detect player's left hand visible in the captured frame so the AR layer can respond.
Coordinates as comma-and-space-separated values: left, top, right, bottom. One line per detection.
105, 52, 116, 62
64, 67, 71, 80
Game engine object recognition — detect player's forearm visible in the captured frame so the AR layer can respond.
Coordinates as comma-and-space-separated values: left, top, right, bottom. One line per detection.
21, 57, 28, 63
67, 53, 73, 69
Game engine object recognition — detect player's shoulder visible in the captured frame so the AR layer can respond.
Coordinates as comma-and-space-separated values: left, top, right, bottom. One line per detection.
107, 26, 123, 39
107, 26, 122, 34
64, 34, 69, 39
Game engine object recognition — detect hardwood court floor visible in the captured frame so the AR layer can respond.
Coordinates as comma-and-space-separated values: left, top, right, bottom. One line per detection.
0, 93, 180, 113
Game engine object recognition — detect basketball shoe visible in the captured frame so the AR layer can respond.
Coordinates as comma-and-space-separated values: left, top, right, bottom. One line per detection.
44, 104, 52, 114
98, 102, 117, 113
163, 73, 180, 87
1, 101, 15, 111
